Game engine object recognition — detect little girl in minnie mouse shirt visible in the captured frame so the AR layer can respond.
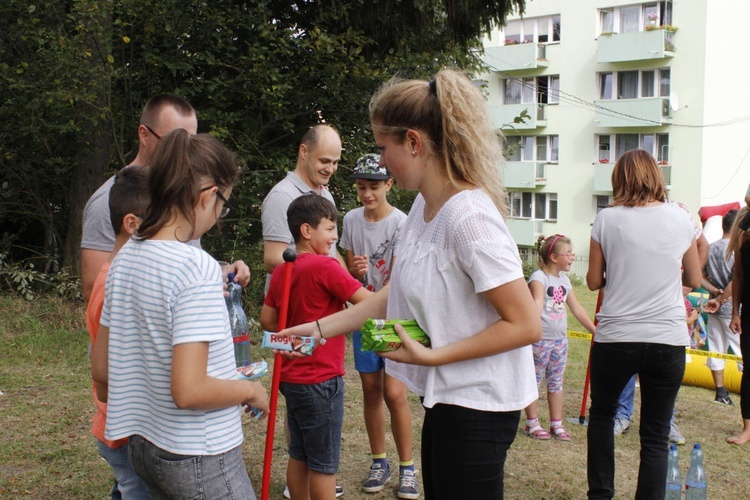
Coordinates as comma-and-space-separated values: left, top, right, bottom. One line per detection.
523, 235, 597, 441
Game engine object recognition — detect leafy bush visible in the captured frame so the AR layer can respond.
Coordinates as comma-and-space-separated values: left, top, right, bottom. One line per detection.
0, 252, 82, 301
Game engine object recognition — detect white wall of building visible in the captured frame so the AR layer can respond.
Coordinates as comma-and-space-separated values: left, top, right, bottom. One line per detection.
479, 0, 750, 263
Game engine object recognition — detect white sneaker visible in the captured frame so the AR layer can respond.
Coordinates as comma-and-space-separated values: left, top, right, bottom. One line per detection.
284, 484, 344, 498
613, 417, 630, 435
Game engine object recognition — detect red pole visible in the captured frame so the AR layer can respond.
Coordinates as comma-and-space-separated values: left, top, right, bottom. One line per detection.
577, 288, 604, 425
261, 249, 296, 500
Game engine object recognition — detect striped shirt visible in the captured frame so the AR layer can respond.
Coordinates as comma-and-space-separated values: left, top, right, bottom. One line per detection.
101, 239, 242, 455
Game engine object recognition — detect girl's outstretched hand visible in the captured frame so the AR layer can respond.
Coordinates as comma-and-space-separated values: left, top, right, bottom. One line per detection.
379, 323, 435, 366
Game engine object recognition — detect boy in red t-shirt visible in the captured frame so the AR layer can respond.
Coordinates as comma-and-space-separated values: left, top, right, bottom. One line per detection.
261, 194, 371, 500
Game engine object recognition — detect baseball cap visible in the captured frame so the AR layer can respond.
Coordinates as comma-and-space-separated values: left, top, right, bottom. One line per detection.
349, 153, 390, 180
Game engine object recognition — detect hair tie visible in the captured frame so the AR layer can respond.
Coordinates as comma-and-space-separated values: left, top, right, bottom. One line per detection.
547, 234, 564, 258
428, 79, 437, 95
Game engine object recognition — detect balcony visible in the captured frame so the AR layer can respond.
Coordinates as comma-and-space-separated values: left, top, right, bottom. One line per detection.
505, 218, 543, 247
593, 163, 615, 193
597, 30, 676, 63
482, 43, 549, 73
489, 103, 547, 130
502, 161, 548, 189
594, 97, 672, 127
594, 162, 672, 192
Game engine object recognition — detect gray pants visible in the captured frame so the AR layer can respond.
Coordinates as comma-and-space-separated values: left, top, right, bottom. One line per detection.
128, 434, 256, 500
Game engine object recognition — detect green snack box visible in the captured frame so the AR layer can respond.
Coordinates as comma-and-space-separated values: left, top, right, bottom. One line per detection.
360, 318, 431, 352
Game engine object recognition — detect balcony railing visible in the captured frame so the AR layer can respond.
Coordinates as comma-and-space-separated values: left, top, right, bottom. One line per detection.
505, 217, 542, 247
489, 103, 548, 130
481, 43, 550, 73
597, 30, 676, 63
594, 162, 672, 192
594, 97, 672, 127
501, 161, 548, 189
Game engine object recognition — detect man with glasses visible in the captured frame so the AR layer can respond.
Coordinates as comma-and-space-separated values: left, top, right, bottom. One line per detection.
80, 94, 249, 301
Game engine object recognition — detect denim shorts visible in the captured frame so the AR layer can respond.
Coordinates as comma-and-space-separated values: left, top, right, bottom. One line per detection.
280, 376, 344, 474
128, 435, 256, 500
353, 331, 385, 373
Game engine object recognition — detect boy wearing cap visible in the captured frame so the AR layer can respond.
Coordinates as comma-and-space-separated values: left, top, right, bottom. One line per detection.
340, 154, 418, 499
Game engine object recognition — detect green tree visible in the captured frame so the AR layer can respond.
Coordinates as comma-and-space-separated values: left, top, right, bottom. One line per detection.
0, 0, 525, 288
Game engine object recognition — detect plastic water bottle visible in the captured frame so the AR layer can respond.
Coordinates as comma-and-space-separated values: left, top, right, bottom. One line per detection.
665, 443, 682, 500
685, 442, 707, 500
225, 272, 251, 367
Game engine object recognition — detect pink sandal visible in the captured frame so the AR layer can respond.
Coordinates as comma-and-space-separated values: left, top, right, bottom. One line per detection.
524, 425, 551, 440
551, 425, 571, 442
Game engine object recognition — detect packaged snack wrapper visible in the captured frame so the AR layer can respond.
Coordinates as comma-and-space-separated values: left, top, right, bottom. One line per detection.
360, 319, 430, 352
235, 360, 268, 381
262, 330, 317, 356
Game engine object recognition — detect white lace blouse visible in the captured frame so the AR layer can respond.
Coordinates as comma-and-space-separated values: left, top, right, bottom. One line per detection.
386, 189, 538, 412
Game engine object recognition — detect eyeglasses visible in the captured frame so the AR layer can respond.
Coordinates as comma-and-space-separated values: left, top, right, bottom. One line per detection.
143, 124, 162, 139
556, 252, 576, 258
201, 186, 234, 218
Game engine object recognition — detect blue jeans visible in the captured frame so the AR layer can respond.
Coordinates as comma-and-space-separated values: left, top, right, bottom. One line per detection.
97, 440, 149, 500
587, 342, 685, 500
421, 403, 519, 500
281, 376, 345, 474
128, 435, 256, 500
614, 375, 636, 421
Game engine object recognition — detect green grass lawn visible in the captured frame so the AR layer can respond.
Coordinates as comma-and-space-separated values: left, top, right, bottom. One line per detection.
1, 288, 749, 499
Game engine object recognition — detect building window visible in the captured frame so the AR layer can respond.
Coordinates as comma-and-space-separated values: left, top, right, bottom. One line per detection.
598, 69, 670, 100
504, 15, 562, 44
505, 76, 560, 105
594, 195, 613, 214
510, 192, 557, 220
595, 134, 669, 162
598, 1, 673, 35
505, 135, 559, 163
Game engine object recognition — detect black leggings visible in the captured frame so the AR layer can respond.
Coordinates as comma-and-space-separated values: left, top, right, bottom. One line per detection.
741, 330, 750, 420
421, 403, 520, 500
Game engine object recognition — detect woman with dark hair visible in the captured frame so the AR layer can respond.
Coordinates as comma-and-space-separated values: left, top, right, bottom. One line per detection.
586, 149, 701, 499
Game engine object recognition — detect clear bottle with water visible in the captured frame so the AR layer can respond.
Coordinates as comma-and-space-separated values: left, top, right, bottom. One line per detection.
225, 272, 251, 367
685, 442, 707, 500
665, 443, 682, 500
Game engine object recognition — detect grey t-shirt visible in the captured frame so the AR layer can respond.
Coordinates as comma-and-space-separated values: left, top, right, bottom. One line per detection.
81, 172, 200, 252
592, 203, 693, 345
261, 171, 338, 289
81, 175, 117, 252
340, 206, 406, 292
706, 238, 734, 319
528, 269, 572, 341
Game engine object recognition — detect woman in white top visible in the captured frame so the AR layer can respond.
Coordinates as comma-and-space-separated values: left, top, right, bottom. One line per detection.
279, 69, 540, 499
586, 149, 701, 499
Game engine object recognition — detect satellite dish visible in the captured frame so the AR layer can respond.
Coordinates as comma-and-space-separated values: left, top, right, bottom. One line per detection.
669, 92, 679, 111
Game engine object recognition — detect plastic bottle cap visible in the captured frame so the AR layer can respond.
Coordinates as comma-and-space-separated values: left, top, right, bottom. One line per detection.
227, 272, 236, 283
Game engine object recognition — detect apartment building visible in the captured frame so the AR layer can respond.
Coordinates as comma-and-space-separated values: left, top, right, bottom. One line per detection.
479, 0, 750, 264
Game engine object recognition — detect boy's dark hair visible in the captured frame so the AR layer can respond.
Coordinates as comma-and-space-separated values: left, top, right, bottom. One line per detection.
287, 194, 339, 243
109, 165, 150, 235
723, 209, 739, 234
